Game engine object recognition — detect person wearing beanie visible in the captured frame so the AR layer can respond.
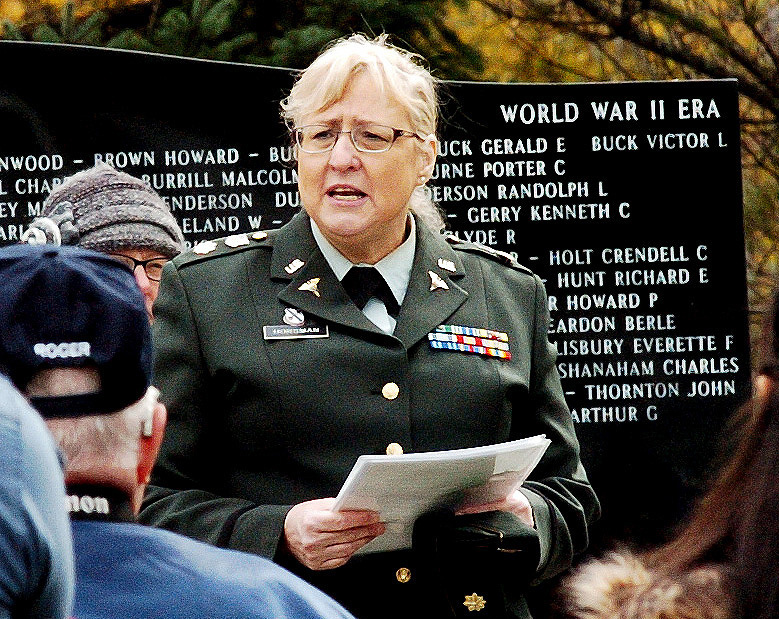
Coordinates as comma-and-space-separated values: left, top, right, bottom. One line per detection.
23, 162, 184, 322
0, 244, 356, 619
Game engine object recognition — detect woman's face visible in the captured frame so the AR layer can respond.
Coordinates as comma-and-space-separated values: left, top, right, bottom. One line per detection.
296, 72, 436, 263
107, 247, 169, 323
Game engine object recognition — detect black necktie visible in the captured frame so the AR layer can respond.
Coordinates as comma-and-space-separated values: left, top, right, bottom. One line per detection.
341, 266, 400, 318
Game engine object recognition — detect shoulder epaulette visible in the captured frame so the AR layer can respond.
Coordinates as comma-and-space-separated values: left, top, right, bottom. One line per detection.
444, 232, 532, 274
174, 230, 273, 268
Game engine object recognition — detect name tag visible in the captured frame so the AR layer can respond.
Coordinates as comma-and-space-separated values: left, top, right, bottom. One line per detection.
263, 324, 329, 340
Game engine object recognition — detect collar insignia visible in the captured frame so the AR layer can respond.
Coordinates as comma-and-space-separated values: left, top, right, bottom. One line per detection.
428, 270, 449, 291
298, 278, 321, 297
437, 258, 456, 272
285, 258, 305, 274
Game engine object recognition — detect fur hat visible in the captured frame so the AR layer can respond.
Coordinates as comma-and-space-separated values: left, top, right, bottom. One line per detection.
558, 551, 730, 619
34, 162, 183, 258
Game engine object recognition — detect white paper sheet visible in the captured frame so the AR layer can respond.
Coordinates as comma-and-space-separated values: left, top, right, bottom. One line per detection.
332, 434, 551, 554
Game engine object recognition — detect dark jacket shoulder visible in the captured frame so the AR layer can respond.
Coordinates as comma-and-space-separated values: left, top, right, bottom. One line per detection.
173, 231, 274, 270
444, 232, 533, 275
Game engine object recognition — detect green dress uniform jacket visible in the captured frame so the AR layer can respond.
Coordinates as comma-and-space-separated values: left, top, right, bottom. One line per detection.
140, 212, 599, 619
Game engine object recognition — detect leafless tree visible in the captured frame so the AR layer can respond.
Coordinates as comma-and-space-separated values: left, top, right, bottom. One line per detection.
475, 0, 779, 322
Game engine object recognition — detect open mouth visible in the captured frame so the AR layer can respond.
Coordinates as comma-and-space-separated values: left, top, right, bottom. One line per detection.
327, 187, 367, 201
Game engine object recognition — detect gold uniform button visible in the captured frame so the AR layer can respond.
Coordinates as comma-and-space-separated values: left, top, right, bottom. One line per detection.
386, 442, 403, 456
382, 382, 400, 400
396, 567, 411, 583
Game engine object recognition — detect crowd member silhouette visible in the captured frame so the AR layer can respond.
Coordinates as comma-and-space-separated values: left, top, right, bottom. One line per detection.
24, 162, 184, 322
557, 289, 779, 619
0, 375, 73, 619
0, 244, 355, 619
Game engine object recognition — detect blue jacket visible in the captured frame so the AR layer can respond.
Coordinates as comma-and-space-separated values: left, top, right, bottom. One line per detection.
72, 514, 354, 619
0, 375, 74, 619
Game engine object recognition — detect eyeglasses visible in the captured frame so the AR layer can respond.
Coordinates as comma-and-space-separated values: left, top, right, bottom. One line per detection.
293, 123, 424, 153
109, 254, 168, 282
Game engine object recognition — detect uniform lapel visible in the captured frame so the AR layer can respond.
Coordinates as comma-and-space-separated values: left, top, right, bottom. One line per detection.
393, 221, 468, 349
268, 212, 469, 341
272, 213, 384, 334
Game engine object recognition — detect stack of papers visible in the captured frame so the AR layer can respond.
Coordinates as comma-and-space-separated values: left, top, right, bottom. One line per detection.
332, 434, 551, 553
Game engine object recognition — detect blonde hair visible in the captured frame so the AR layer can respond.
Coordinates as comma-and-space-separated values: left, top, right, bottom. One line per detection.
281, 33, 445, 231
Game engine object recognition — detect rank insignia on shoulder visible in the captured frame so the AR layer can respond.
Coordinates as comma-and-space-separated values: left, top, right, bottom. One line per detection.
428, 325, 511, 360
192, 240, 217, 255
224, 233, 250, 248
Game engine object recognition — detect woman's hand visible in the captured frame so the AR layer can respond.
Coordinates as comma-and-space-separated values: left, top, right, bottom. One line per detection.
455, 489, 535, 528
284, 498, 386, 570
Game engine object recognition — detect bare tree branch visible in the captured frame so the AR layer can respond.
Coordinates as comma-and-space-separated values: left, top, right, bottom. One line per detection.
476, 0, 779, 116
468, 0, 779, 320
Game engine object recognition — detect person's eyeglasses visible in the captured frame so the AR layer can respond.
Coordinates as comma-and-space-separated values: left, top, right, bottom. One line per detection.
293, 123, 424, 154
109, 254, 168, 282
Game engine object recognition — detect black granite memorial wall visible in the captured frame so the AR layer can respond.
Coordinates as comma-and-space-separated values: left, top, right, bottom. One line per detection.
0, 41, 751, 550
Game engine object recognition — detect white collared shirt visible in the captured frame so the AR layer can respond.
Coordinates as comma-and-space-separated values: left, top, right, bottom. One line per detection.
310, 217, 416, 334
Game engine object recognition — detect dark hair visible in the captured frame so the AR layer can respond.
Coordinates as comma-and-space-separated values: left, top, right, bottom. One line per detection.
558, 289, 779, 619
642, 287, 779, 618
729, 375, 779, 618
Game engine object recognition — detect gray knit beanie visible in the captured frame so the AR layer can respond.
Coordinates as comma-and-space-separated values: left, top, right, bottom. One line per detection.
39, 162, 184, 258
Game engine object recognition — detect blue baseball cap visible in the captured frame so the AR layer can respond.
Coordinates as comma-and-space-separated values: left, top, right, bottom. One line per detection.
0, 244, 152, 418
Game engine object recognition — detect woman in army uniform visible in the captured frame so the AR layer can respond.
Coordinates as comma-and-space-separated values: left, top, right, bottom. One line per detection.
141, 34, 599, 618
